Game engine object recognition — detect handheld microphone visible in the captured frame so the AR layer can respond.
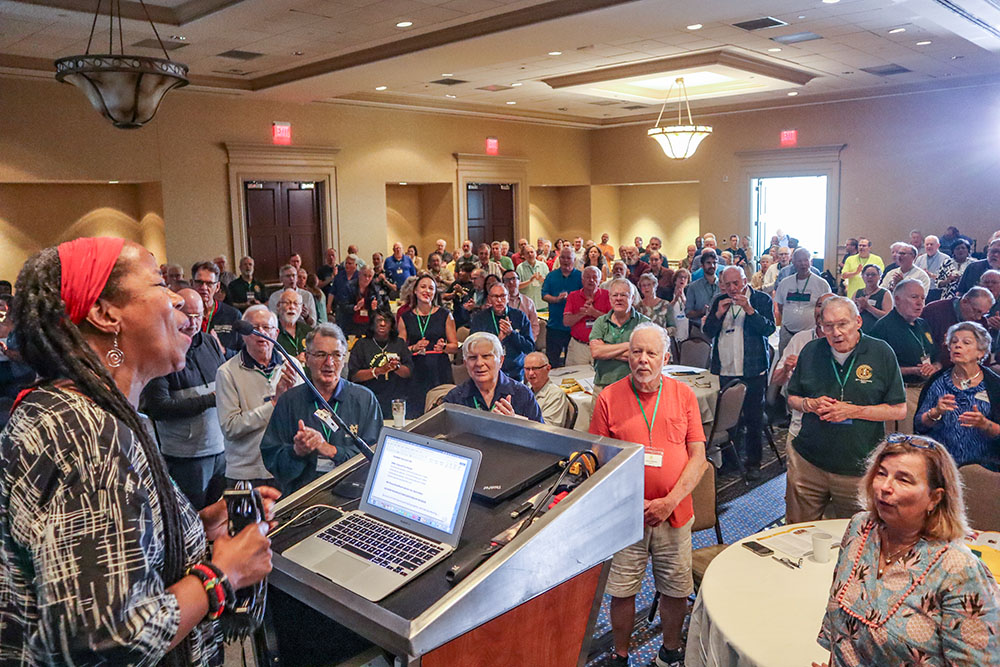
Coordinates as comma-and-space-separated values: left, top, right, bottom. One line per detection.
232, 319, 374, 461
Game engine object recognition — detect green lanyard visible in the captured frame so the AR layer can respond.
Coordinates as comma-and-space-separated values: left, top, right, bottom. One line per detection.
203, 301, 216, 333
630, 379, 663, 445
608, 313, 632, 343
830, 355, 856, 401
906, 325, 930, 357
313, 399, 340, 441
491, 309, 504, 335
796, 274, 811, 294
415, 311, 431, 339
472, 396, 491, 411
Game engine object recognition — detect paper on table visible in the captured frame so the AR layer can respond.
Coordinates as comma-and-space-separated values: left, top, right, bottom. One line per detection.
759, 525, 830, 559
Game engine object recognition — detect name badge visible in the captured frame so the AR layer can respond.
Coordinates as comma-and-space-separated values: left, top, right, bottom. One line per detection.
975, 390, 990, 404
585, 319, 594, 328
644, 449, 663, 468
396, 268, 403, 274
359, 309, 368, 317
787, 293, 811, 302
676, 313, 686, 319
314, 408, 339, 433
920, 354, 931, 365
830, 418, 853, 426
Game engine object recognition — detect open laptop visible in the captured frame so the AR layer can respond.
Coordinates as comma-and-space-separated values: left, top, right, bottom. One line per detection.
283, 427, 482, 601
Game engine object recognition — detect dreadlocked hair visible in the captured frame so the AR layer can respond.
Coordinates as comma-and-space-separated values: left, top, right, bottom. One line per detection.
12, 246, 192, 666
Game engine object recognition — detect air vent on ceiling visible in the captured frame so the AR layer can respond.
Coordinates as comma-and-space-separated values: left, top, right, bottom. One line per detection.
622, 105, 650, 110
217, 49, 264, 60
133, 38, 187, 51
588, 100, 621, 106
771, 31, 823, 45
860, 63, 912, 76
430, 78, 467, 85
477, 84, 513, 92
733, 17, 788, 31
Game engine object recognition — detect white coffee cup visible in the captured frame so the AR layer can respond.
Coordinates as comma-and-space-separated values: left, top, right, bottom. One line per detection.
811, 531, 833, 563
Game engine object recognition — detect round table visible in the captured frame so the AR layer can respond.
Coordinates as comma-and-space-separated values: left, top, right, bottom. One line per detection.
547, 364, 718, 432
686, 519, 850, 667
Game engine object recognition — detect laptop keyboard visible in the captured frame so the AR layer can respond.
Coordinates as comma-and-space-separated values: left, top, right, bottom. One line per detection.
318, 513, 445, 575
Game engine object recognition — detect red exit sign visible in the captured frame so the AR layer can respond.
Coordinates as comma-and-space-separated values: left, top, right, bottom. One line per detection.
486, 136, 499, 155
272, 122, 292, 145
780, 129, 798, 148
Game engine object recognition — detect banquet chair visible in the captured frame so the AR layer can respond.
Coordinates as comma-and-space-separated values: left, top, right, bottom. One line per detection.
706, 379, 748, 479
679, 338, 711, 369
691, 464, 728, 589
562, 394, 579, 430
425, 384, 455, 413
451, 361, 470, 385
959, 464, 1000, 530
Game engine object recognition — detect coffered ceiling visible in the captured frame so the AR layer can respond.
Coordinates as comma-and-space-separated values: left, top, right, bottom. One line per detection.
2, 0, 999, 126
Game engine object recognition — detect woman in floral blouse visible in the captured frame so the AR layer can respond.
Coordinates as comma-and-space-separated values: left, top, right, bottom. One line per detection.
814, 434, 1000, 666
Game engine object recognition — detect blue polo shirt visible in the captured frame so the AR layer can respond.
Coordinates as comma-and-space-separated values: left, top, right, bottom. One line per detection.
541, 268, 582, 331
470, 306, 535, 382
383, 254, 416, 289
442, 372, 544, 423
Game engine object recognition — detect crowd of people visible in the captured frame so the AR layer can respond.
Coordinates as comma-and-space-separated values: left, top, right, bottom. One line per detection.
0, 225, 996, 665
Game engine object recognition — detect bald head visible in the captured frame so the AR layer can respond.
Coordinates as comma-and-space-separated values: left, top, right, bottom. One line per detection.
178, 288, 203, 336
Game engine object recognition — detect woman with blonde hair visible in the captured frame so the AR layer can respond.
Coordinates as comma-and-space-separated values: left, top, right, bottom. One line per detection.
814, 434, 1000, 666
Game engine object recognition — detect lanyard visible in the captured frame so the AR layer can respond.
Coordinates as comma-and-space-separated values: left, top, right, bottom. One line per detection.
830, 354, 857, 401
203, 301, 217, 332
608, 313, 632, 343
906, 325, 930, 357
415, 310, 431, 338
491, 309, 504, 335
796, 274, 811, 294
472, 396, 492, 411
630, 379, 663, 445
313, 399, 340, 441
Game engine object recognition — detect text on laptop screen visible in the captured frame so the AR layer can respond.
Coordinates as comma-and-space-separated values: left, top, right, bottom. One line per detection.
366, 435, 474, 534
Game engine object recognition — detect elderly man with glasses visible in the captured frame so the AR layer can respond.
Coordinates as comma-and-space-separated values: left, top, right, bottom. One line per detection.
261, 323, 382, 493
191, 260, 244, 353
470, 281, 535, 382
274, 288, 312, 361
785, 297, 907, 522
442, 332, 542, 422
215, 305, 302, 490
268, 263, 318, 326
523, 351, 572, 427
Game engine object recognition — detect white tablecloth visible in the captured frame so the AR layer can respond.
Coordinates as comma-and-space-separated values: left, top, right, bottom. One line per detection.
547, 364, 719, 432
686, 519, 850, 667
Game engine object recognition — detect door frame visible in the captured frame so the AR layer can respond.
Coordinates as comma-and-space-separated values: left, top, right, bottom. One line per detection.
454, 153, 528, 244
226, 143, 340, 261
736, 144, 846, 271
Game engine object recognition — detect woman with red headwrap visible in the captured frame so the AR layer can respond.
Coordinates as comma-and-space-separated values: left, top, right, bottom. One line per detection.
0, 238, 278, 665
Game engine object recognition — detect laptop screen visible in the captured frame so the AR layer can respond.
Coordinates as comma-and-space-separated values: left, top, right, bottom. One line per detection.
365, 433, 475, 535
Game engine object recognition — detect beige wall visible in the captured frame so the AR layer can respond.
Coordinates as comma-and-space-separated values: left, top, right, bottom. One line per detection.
0, 76, 590, 274
385, 184, 422, 255
591, 84, 1000, 257
0, 182, 165, 280
385, 183, 456, 259
528, 186, 561, 243
418, 184, 455, 256
617, 183, 700, 263
590, 185, 621, 247
527, 185, 594, 245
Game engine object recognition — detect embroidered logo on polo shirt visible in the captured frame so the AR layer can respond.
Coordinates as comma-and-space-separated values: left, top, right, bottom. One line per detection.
856, 364, 873, 383
349, 424, 359, 435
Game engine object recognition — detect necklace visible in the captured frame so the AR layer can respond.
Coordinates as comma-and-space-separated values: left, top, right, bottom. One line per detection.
954, 367, 983, 390
878, 528, 918, 577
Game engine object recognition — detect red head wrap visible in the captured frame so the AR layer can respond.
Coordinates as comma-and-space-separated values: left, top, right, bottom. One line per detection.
57, 237, 127, 325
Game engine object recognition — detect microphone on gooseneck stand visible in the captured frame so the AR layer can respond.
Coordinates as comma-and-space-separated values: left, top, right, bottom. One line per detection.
231, 319, 375, 498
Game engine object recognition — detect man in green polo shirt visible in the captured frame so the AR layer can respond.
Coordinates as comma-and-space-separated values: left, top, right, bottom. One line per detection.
786, 296, 906, 522
590, 279, 649, 394
869, 278, 940, 434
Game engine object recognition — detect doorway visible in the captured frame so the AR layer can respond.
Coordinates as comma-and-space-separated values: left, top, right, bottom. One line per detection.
243, 180, 324, 282
750, 175, 828, 265
466, 183, 514, 248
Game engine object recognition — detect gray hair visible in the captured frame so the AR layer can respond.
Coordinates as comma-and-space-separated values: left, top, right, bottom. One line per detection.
925, 235, 939, 244
242, 304, 277, 327
462, 331, 504, 361
279, 263, 295, 275
896, 242, 918, 257
306, 322, 348, 350
629, 321, 671, 354
892, 278, 925, 298
791, 247, 811, 262
720, 265, 746, 281
963, 286, 995, 308
945, 321, 991, 360
821, 295, 860, 319
582, 265, 602, 280
637, 272, 659, 288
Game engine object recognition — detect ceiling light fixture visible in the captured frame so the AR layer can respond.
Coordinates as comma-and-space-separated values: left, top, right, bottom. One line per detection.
916, 40, 932, 46
768, 47, 782, 52
687, 24, 703, 30
442, 73, 453, 77
506, 101, 517, 105
647, 76, 712, 160
548, 51, 562, 56
888, 27, 906, 34
169, 35, 186, 41
399, 182, 408, 185
396, 20, 413, 28
821, 0, 839, 4
446, 94, 456, 98
511, 82, 523, 87
787, 91, 799, 96
54, 0, 188, 128
375, 85, 387, 90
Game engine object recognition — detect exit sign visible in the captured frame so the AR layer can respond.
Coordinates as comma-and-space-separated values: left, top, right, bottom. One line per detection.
272, 122, 292, 145
780, 129, 798, 148
486, 136, 499, 155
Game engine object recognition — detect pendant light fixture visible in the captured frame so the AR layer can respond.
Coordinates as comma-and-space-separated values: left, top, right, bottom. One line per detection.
647, 77, 712, 159
54, 0, 189, 129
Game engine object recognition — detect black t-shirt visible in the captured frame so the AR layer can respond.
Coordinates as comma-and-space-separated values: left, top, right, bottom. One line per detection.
870, 309, 936, 379
225, 277, 266, 309
317, 264, 336, 296
347, 337, 413, 416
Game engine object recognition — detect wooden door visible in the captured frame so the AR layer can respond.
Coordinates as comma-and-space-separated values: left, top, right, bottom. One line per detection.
466, 183, 514, 248
244, 181, 324, 282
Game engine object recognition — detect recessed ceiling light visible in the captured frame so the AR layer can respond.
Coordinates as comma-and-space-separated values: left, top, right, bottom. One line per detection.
169, 35, 186, 41
395, 20, 413, 28
292, 51, 303, 56
108, 180, 119, 184
687, 24, 703, 30
768, 47, 782, 52
787, 91, 799, 96
888, 27, 906, 34
375, 85, 387, 91
399, 182, 407, 185
548, 51, 562, 56
822, 0, 839, 4
511, 82, 523, 87
506, 101, 517, 105
441, 73, 453, 77
798, 15, 806, 19
916, 40, 932, 46
445, 94, 456, 98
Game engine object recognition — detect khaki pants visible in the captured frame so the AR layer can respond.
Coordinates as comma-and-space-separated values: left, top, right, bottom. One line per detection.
784, 440, 863, 523
566, 338, 593, 366
891, 385, 923, 435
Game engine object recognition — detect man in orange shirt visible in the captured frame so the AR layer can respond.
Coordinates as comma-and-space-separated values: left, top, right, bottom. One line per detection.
590, 323, 709, 667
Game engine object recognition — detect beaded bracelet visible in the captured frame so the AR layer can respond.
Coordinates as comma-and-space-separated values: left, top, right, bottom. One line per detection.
188, 562, 226, 620
199, 561, 237, 610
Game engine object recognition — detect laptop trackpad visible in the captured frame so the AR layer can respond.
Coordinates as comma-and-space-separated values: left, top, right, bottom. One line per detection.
316, 550, 371, 583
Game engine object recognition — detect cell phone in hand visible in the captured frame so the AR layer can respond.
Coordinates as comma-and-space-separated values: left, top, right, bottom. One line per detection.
741, 540, 774, 557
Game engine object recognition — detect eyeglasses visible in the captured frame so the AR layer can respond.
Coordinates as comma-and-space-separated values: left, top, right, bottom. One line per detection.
192, 279, 217, 288
885, 433, 938, 450
524, 365, 549, 372
307, 350, 345, 362
184, 312, 204, 322
254, 326, 278, 334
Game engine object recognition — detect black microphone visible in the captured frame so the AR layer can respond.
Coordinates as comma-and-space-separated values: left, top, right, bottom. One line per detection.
232, 319, 374, 461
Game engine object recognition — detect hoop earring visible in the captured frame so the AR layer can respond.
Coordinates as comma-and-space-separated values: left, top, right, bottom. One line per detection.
106, 331, 125, 368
